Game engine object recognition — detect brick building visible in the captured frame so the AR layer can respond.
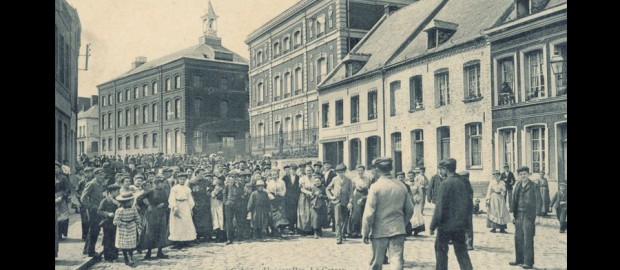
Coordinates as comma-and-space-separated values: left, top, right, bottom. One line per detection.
97, 1, 249, 157
483, 0, 567, 184
245, 0, 416, 158
55, 0, 81, 170
319, 0, 515, 194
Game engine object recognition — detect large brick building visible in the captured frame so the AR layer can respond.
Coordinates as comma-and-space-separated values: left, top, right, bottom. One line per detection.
98, 1, 249, 157
319, 0, 515, 194
55, 0, 81, 170
245, 0, 416, 158
483, 0, 567, 184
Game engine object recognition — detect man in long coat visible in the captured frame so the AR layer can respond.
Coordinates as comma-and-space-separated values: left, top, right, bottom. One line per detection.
427, 166, 445, 204
81, 168, 107, 258
458, 171, 475, 251
282, 164, 300, 233
509, 166, 542, 269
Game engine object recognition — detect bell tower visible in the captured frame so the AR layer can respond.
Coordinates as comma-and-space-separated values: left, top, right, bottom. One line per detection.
200, 0, 222, 46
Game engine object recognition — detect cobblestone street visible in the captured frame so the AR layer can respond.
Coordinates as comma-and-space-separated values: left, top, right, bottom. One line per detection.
90, 206, 567, 270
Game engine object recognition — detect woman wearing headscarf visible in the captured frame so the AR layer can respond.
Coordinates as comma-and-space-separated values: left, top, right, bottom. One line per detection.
486, 170, 511, 233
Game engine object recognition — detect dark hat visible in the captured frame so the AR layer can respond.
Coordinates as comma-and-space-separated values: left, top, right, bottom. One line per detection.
335, 164, 347, 172
107, 184, 121, 192
136, 165, 145, 169
84, 167, 94, 172
356, 165, 366, 170
115, 192, 135, 202
396, 171, 406, 177
492, 170, 501, 175
283, 164, 291, 169
153, 176, 165, 183
134, 174, 145, 180
177, 172, 189, 178
76, 165, 84, 171
240, 170, 252, 176
372, 157, 393, 167
163, 167, 173, 172
323, 161, 332, 165
457, 171, 470, 177
516, 166, 530, 173
93, 168, 105, 174
313, 161, 323, 167
408, 169, 416, 174
438, 158, 457, 171
503, 164, 510, 168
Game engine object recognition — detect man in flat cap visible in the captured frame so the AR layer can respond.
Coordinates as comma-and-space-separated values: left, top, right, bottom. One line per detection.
501, 164, 517, 210
427, 165, 446, 205
81, 168, 108, 258
509, 166, 542, 269
223, 170, 244, 244
326, 164, 353, 244
282, 164, 301, 234
430, 158, 474, 270
98, 184, 121, 262
362, 157, 414, 270
458, 170, 475, 251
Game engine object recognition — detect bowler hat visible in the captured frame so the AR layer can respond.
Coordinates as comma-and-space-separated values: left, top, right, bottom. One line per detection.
313, 161, 323, 167
516, 166, 530, 173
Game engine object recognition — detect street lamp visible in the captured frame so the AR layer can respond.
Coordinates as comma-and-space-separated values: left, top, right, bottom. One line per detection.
550, 50, 566, 95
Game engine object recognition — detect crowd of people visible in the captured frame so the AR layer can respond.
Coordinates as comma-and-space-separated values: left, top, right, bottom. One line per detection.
55, 152, 566, 269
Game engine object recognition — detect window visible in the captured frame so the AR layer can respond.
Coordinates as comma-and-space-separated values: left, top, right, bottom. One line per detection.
435, 71, 450, 107
274, 76, 281, 100
466, 123, 482, 168
283, 37, 290, 52
152, 133, 158, 148
294, 31, 301, 48
117, 92, 122, 103
350, 139, 361, 169
366, 136, 381, 167
309, 62, 314, 82
222, 136, 235, 147
125, 109, 131, 126
108, 94, 112, 106
409, 76, 423, 111
317, 57, 327, 83
554, 43, 567, 96
464, 63, 481, 100
427, 28, 455, 49
192, 75, 202, 89
257, 51, 263, 66
316, 14, 325, 36
165, 131, 172, 154
498, 128, 516, 172
165, 78, 171, 91
527, 126, 546, 173
411, 130, 424, 167
220, 77, 228, 91
134, 87, 139, 99
220, 100, 229, 118
134, 135, 139, 149
284, 72, 291, 97
194, 98, 202, 117
273, 42, 281, 57
102, 139, 106, 152
165, 101, 172, 120
390, 81, 401, 116
134, 107, 139, 125
108, 138, 112, 151
524, 50, 545, 101
118, 137, 123, 150
175, 130, 182, 153
143, 134, 148, 149
392, 132, 403, 173
437, 127, 450, 161
101, 114, 106, 130
498, 57, 515, 105
142, 85, 148, 97
516, 0, 530, 17
335, 99, 343, 126
257, 82, 264, 104
152, 82, 158, 95
322, 103, 329, 128
295, 68, 303, 93
117, 111, 122, 127
295, 115, 303, 144
175, 75, 181, 89
351, 95, 360, 123
125, 136, 131, 150
102, 97, 107, 107
174, 99, 181, 119
126, 89, 131, 101
108, 113, 112, 129
152, 103, 159, 122
142, 106, 148, 124
368, 90, 378, 120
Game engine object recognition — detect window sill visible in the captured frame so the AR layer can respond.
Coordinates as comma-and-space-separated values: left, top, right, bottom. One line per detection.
467, 166, 484, 170
463, 96, 483, 103
409, 108, 425, 113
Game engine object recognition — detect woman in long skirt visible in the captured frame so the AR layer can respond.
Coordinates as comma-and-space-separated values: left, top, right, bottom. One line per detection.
409, 180, 426, 236
486, 170, 511, 233
297, 166, 315, 234
349, 165, 370, 238
247, 180, 271, 241
210, 176, 226, 242
138, 176, 169, 260
168, 173, 196, 248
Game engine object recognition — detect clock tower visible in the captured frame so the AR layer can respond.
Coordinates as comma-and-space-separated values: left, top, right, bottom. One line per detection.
200, 0, 221, 46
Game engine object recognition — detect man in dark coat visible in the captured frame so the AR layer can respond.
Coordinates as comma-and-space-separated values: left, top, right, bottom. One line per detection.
98, 184, 121, 262
321, 161, 337, 230
457, 171, 475, 251
81, 168, 108, 258
509, 166, 542, 269
223, 171, 244, 244
430, 158, 473, 270
78, 167, 95, 241
501, 165, 516, 210
427, 166, 445, 204
549, 183, 567, 233
282, 164, 301, 234
189, 168, 213, 242
326, 164, 353, 244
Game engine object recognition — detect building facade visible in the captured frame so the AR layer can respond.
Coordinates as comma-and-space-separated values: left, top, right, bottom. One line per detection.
55, 0, 81, 170
78, 104, 100, 158
319, 0, 515, 193
97, 1, 249, 158
246, 0, 416, 158
484, 0, 567, 184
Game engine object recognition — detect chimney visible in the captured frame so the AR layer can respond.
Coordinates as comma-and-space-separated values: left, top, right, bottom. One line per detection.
384, 4, 399, 16
132, 56, 147, 69
91, 95, 99, 106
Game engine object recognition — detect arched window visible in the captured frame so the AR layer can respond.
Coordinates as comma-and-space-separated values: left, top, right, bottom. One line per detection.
117, 111, 122, 127
125, 109, 131, 126
194, 130, 203, 153
257, 82, 264, 103
274, 76, 281, 100
152, 133, 158, 148
101, 114, 106, 130
165, 131, 172, 154
283, 72, 291, 97
102, 139, 106, 152
126, 135, 131, 150
295, 67, 302, 93
134, 107, 139, 125
317, 57, 327, 83
108, 138, 112, 151
108, 113, 112, 129
175, 130, 182, 153
133, 87, 139, 99
152, 103, 159, 122
108, 94, 113, 105
165, 78, 171, 91
257, 51, 263, 66
134, 135, 140, 149
142, 105, 149, 124
165, 101, 172, 120
283, 37, 290, 52
117, 92, 122, 103
316, 14, 325, 36
142, 84, 148, 97
118, 137, 123, 150
126, 89, 131, 101
174, 99, 181, 119
175, 75, 181, 89
273, 42, 280, 57
220, 100, 229, 118
143, 134, 148, 149
294, 31, 301, 48
152, 81, 158, 95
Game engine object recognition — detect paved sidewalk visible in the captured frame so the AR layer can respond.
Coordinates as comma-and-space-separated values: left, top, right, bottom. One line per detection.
55, 212, 103, 270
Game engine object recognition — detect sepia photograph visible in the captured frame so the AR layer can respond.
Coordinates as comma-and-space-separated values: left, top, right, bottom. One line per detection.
55, 0, 567, 269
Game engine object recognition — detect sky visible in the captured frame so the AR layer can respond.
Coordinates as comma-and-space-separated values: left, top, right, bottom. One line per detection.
66, 0, 300, 98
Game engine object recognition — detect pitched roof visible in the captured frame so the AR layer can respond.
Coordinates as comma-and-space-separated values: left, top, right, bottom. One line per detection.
78, 104, 99, 119
102, 42, 248, 85
388, 0, 513, 65
206, 0, 218, 18
321, 0, 445, 86
546, 0, 567, 9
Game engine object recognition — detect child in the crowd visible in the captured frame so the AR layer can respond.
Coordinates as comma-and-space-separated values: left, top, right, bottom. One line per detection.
247, 180, 271, 241
550, 183, 567, 233
113, 192, 141, 266
310, 173, 327, 239
211, 176, 226, 242
98, 184, 121, 262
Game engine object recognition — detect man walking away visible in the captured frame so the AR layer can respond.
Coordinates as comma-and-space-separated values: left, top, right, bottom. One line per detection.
457, 171, 475, 251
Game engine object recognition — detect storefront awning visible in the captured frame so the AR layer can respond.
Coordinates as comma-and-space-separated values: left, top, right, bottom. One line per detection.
319, 137, 346, 144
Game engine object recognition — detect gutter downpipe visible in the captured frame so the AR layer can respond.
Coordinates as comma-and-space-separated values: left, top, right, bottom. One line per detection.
113, 81, 117, 157
381, 67, 387, 159
159, 67, 164, 154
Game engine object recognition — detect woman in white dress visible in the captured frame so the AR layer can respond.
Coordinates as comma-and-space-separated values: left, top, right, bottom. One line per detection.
486, 170, 511, 233
168, 173, 196, 248
409, 180, 426, 236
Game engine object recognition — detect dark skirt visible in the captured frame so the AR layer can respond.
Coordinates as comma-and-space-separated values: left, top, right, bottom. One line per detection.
192, 199, 213, 233
142, 206, 168, 249
284, 194, 299, 226
271, 196, 289, 227
311, 204, 326, 230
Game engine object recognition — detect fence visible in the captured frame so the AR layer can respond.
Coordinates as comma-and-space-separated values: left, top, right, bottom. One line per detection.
251, 128, 319, 159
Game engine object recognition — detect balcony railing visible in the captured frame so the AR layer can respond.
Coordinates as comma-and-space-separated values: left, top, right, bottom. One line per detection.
250, 128, 319, 158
